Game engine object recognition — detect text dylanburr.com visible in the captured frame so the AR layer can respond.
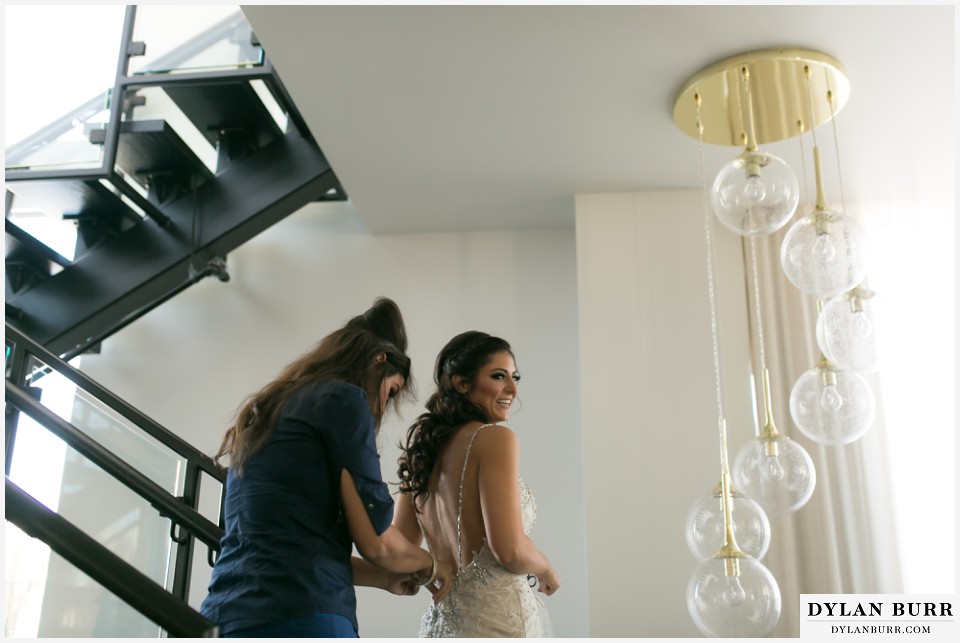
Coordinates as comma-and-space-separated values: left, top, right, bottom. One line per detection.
801, 595, 957, 641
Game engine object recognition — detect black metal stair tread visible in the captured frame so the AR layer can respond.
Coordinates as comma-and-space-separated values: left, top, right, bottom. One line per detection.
5, 178, 141, 227
5, 219, 71, 297
115, 119, 214, 190
163, 81, 283, 148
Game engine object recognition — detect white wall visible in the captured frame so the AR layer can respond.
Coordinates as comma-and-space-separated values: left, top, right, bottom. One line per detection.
78, 203, 589, 637
576, 190, 759, 637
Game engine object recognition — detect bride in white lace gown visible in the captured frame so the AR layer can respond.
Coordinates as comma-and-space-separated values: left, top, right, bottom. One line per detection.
395, 332, 560, 637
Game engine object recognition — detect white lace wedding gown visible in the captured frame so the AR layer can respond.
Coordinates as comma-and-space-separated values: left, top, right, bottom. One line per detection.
419, 425, 552, 638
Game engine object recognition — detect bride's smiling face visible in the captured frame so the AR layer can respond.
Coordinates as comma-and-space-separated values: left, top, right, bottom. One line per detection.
459, 351, 520, 423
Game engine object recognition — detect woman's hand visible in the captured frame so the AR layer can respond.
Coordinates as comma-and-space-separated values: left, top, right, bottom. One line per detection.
382, 570, 421, 596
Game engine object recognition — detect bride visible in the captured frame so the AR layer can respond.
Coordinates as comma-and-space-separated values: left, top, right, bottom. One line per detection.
396, 331, 560, 637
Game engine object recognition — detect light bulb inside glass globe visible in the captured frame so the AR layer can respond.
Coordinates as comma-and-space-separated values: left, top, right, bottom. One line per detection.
711, 150, 799, 237
816, 289, 882, 373
813, 233, 837, 262
722, 575, 747, 606
820, 383, 843, 411
790, 361, 876, 445
687, 555, 782, 637
762, 454, 786, 481
733, 435, 816, 516
685, 485, 772, 561
780, 209, 869, 298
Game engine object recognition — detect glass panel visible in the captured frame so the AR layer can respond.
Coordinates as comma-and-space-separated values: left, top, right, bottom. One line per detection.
4, 524, 162, 637
4, 99, 110, 172
5, 522, 59, 637
25, 355, 185, 495
6, 356, 205, 636
130, 6, 262, 75
7, 424, 173, 637
4, 5, 124, 169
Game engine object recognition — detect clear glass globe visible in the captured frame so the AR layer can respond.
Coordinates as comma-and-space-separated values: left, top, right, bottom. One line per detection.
790, 362, 876, 445
687, 556, 782, 637
733, 435, 816, 516
685, 486, 771, 561
780, 209, 870, 298
817, 289, 883, 373
711, 150, 800, 236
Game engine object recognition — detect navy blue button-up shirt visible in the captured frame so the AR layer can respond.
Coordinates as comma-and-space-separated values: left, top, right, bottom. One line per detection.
200, 380, 394, 634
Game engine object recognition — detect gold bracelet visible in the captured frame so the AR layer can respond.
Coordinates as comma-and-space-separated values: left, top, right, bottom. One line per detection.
420, 551, 438, 586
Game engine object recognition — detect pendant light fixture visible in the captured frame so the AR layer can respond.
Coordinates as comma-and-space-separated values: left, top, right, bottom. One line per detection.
685, 480, 771, 561
816, 285, 882, 373
673, 48, 861, 636
687, 422, 782, 638
735, 235, 817, 517
734, 367, 817, 515
790, 355, 876, 445
784, 70, 878, 446
780, 148, 870, 299
683, 90, 781, 638
709, 65, 799, 237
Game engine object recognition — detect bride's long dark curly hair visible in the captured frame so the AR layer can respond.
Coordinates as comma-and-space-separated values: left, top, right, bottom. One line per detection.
398, 331, 514, 506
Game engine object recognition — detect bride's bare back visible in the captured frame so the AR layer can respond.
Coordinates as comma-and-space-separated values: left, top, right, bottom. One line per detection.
417, 422, 500, 570
395, 421, 556, 588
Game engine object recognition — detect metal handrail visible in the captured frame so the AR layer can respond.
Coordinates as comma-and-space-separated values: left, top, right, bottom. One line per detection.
5, 322, 224, 481
6, 477, 219, 638
5, 381, 224, 551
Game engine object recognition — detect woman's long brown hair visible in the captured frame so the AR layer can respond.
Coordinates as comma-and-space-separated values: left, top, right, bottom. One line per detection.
215, 297, 413, 474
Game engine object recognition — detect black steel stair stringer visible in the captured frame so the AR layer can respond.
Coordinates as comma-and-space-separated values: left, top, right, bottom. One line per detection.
5, 128, 339, 356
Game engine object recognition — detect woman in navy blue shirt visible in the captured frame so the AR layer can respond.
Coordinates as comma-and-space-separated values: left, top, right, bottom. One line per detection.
200, 298, 452, 637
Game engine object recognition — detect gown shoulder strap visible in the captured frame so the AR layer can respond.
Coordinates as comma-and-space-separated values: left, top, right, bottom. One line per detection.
456, 423, 494, 571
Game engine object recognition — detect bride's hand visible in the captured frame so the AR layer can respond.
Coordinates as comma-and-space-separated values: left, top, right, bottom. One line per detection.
536, 566, 561, 596
423, 559, 454, 604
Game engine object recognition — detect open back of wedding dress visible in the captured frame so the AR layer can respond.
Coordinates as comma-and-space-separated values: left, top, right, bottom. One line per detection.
419, 424, 552, 638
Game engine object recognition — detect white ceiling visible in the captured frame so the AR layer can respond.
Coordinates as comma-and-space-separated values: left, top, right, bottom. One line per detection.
241, 4, 956, 234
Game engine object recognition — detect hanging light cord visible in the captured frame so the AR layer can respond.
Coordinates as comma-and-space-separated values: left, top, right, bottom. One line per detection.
696, 93, 725, 422
827, 87, 848, 215
804, 65, 821, 152
749, 236, 767, 372
797, 121, 811, 217
802, 65, 823, 214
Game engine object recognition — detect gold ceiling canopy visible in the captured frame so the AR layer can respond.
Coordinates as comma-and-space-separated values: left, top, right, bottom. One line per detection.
672, 48, 850, 147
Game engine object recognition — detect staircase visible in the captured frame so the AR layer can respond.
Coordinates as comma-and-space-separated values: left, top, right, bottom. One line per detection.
4, 6, 339, 636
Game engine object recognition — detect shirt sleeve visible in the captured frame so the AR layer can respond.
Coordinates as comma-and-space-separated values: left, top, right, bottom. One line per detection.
303, 382, 395, 535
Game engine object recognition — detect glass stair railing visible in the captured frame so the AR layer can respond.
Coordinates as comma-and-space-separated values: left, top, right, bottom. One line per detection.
5, 480, 218, 638
5, 323, 225, 637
